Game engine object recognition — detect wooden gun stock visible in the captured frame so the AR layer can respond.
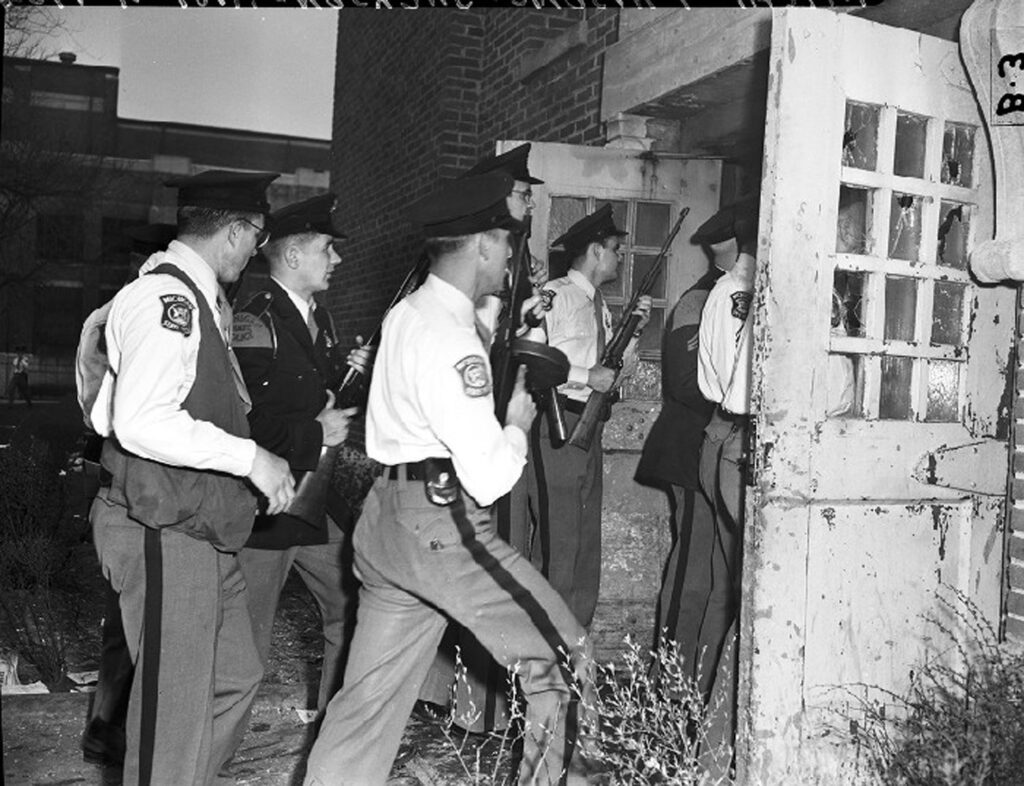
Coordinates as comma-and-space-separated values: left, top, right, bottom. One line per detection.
566, 206, 690, 451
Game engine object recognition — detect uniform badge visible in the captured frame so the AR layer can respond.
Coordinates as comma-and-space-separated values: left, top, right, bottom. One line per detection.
454, 355, 492, 398
730, 291, 752, 322
159, 294, 194, 336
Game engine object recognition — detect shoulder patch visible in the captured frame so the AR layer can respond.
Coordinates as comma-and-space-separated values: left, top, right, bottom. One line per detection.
454, 355, 492, 398
159, 294, 194, 336
730, 291, 752, 322
232, 311, 275, 350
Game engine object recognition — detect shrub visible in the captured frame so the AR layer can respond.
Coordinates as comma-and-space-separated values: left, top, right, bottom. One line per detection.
0, 437, 89, 689
850, 590, 1024, 786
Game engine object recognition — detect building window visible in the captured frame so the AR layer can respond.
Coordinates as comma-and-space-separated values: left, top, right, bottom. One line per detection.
33, 284, 84, 350
548, 196, 673, 360
36, 214, 84, 261
29, 90, 104, 112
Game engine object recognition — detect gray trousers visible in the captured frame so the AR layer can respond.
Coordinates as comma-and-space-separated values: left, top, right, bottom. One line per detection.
304, 475, 593, 786
237, 517, 354, 713
696, 411, 747, 777
91, 489, 262, 786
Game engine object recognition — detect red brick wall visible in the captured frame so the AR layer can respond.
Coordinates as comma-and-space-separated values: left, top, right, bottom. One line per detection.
326, 9, 617, 344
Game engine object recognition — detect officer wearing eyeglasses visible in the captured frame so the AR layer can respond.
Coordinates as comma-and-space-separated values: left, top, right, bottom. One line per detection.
86, 169, 296, 785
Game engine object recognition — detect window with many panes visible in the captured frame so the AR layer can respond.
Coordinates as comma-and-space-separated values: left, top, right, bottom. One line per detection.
830, 100, 977, 421
547, 195, 674, 361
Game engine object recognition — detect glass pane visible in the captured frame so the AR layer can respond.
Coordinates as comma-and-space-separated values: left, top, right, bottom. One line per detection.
837, 186, 873, 254
842, 101, 879, 170
932, 281, 965, 346
632, 253, 665, 299
926, 360, 960, 422
635, 202, 670, 247
549, 196, 588, 246
879, 356, 914, 420
894, 112, 928, 178
888, 193, 923, 262
827, 353, 859, 418
638, 308, 664, 354
884, 276, 917, 342
833, 269, 867, 338
942, 123, 975, 187
937, 201, 970, 270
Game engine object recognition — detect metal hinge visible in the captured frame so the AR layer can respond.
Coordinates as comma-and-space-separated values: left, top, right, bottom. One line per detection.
913, 439, 1009, 496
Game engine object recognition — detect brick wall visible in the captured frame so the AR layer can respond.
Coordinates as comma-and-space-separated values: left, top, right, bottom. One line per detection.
327, 9, 617, 345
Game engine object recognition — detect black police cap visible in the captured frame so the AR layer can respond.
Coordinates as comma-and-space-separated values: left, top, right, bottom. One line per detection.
268, 193, 348, 242
409, 173, 525, 238
690, 194, 760, 246
550, 204, 627, 254
464, 143, 544, 185
164, 169, 278, 214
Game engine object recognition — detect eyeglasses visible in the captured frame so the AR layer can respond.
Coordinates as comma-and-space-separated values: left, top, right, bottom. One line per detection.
511, 188, 534, 204
237, 217, 270, 249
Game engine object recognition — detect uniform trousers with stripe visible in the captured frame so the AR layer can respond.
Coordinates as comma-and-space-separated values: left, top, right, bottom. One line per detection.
304, 475, 593, 786
90, 489, 263, 786
529, 409, 603, 629
695, 412, 747, 778
237, 517, 355, 714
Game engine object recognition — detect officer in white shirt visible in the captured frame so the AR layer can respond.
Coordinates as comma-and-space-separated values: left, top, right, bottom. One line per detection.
304, 173, 593, 786
88, 170, 296, 785
534, 205, 651, 630
694, 194, 759, 778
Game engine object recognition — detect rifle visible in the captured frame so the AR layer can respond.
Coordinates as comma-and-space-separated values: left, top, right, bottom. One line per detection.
284, 254, 431, 527
566, 206, 690, 451
490, 221, 570, 444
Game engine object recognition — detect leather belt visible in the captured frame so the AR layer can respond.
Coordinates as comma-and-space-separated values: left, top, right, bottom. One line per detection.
716, 407, 750, 425
386, 459, 446, 482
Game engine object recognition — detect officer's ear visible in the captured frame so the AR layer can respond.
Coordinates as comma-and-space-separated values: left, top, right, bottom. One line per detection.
285, 240, 301, 269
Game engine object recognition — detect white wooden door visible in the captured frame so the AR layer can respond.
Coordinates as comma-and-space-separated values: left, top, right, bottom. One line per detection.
742, 9, 1014, 783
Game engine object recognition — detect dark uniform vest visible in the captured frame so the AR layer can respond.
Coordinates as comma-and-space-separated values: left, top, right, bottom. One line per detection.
101, 263, 257, 553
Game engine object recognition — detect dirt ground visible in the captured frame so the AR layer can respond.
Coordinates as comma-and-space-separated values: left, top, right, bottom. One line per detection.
1, 571, 515, 785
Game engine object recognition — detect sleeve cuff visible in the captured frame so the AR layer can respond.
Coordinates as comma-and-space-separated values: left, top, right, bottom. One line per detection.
568, 365, 589, 387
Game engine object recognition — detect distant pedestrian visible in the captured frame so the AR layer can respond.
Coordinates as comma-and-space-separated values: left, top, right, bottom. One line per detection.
7, 346, 32, 406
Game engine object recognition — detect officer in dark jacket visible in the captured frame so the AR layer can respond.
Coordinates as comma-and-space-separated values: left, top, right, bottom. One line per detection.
634, 258, 722, 693
233, 193, 364, 714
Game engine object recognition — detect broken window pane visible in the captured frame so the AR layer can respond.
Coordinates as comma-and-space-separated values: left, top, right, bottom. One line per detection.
879, 355, 914, 420
894, 111, 928, 179
942, 123, 975, 187
837, 186, 873, 254
931, 281, 965, 346
842, 101, 880, 170
633, 253, 665, 299
827, 353, 859, 418
937, 201, 970, 270
832, 269, 866, 338
884, 276, 917, 342
888, 193, 923, 262
925, 360, 960, 422
635, 201, 670, 247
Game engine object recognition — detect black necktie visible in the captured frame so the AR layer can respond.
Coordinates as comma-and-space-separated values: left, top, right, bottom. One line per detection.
593, 288, 606, 357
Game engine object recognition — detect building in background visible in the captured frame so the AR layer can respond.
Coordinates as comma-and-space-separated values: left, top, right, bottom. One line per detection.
0, 53, 329, 393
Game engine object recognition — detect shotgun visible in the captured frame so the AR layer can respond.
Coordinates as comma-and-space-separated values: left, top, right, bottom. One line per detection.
566, 206, 690, 451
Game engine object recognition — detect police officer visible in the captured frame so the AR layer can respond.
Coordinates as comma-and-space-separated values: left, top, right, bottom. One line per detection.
634, 249, 723, 690
87, 170, 296, 785
416, 143, 549, 734
304, 173, 592, 785
232, 193, 362, 717
536, 205, 651, 629
694, 194, 759, 776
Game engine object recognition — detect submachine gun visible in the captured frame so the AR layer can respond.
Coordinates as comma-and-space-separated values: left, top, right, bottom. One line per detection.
566, 206, 690, 451
284, 255, 431, 526
491, 219, 570, 445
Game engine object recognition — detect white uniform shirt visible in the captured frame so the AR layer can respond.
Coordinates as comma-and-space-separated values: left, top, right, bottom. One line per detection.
698, 259, 754, 416
90, 240, 257, 477
543, 269, 612, 404
366, 273, 527, 507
